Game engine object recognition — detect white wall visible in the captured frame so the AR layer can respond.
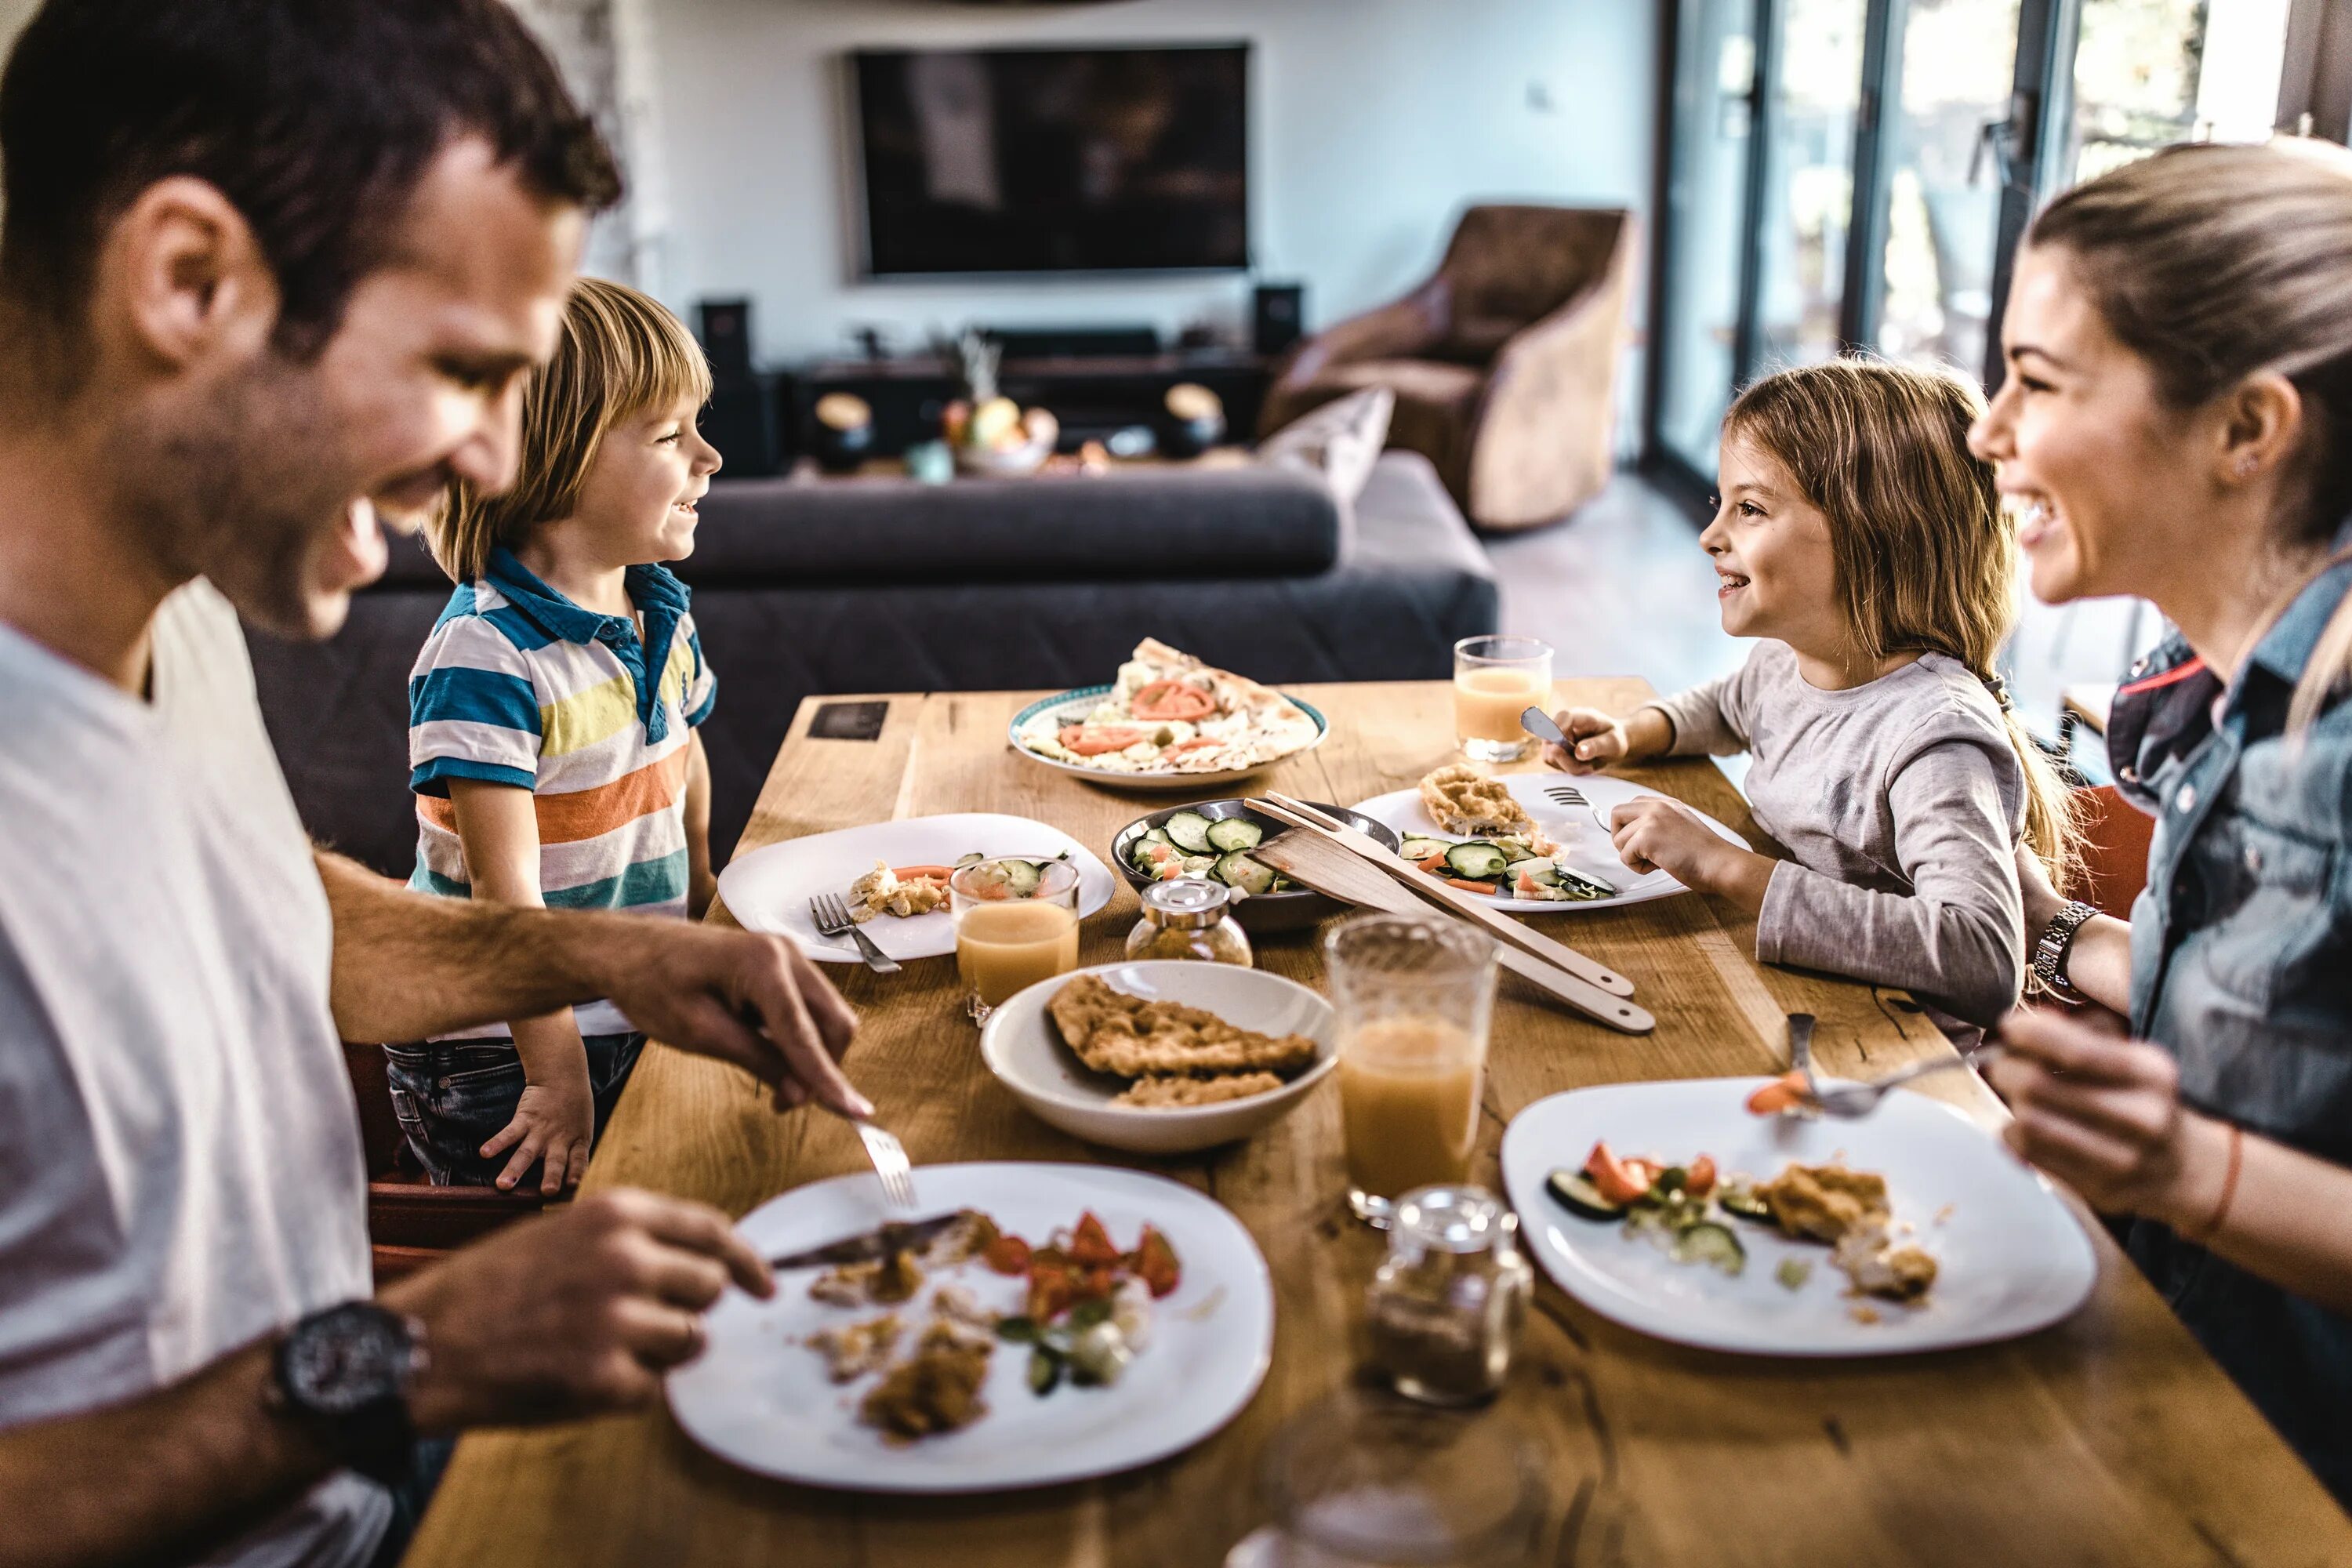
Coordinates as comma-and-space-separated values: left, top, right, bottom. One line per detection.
633, 0, 1660, 364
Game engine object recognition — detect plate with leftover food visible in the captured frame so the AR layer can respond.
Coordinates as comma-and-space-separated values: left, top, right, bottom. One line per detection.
667, 1160, 1275, 1491
716, 812, 1117, 964
1497, 1077, 2097, 1356
1349, 768, 1748, 912
1010, 639, 1327, 791
981, 961, 1338, 1154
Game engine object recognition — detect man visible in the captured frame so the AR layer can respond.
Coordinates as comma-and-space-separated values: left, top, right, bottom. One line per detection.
0, 4, 871, 1564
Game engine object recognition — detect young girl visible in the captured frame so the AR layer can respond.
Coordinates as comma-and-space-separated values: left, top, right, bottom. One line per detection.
388, 278, 724, 1192
1547, 358, 2072, 1029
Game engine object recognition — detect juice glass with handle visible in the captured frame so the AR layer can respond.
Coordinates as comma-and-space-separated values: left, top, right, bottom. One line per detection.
951, 857, 1082, 1023
1325, 913, 1499, 1226
1453, 635, 1553, 762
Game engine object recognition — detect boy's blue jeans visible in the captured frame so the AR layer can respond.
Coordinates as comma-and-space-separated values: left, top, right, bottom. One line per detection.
382, 1033, 644, 1186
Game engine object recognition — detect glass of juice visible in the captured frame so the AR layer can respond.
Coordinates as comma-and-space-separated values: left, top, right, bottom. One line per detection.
950, 857, 1082, 1023
1453, 636, 1553, 763
1325, 913, 1499, 1226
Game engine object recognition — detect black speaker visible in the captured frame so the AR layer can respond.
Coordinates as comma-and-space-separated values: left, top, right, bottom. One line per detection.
1253, 282, 1304, 358
700, 376, 779, 477
696, 298, 754, 383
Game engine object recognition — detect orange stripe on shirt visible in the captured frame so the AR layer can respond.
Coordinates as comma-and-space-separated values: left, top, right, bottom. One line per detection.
416, 749, 688, 845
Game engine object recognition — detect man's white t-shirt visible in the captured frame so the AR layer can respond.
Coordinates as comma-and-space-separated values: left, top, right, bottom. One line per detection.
0, 582, 388, 1566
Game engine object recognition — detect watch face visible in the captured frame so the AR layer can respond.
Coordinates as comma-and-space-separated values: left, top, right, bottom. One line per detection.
284, 1303, 411, 1417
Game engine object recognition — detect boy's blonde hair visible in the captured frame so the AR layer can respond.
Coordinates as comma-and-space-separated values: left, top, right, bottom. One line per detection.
1722, 357, 2079, 889
426, 276, 713, 583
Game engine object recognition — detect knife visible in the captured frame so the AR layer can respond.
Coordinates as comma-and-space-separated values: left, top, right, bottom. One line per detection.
1523, 706, 1634, 840
766, 1210, 967, 1271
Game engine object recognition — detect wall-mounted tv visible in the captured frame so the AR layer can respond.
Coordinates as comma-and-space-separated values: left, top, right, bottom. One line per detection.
851, 43, 1250, 278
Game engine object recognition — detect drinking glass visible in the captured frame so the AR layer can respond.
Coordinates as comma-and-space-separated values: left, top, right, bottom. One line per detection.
950, 857, 1081, 1023
1324, 914, 1498, 1226
1452, 636, 1553, 762
1250, 1392, 1551, 1566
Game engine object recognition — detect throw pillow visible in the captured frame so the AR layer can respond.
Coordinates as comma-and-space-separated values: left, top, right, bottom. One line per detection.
1258, 387, 1394, 509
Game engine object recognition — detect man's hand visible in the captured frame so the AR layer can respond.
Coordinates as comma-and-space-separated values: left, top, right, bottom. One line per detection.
483, 1071, 596, 1195
1541, 706, 1629, 775
597, 920, 871, 1119
383, 1187, 773, 1431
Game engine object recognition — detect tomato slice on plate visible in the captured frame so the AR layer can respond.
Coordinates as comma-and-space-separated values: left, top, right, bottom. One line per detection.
1130, 679, 1217, 722
1058, 724, 1146, 757
1583, 1140, 1653, 1206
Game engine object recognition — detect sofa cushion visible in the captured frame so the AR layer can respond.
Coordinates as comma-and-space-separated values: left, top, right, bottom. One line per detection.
1258, 387, 1394, 510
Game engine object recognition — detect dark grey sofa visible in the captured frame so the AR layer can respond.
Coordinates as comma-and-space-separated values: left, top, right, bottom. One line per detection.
249, 451, 1496, 877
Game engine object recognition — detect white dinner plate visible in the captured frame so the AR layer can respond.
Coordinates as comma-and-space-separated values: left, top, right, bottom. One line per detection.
1349, 772, 1748, 912
667, 1161, 1276, 1492
1007, 684, 1328, 793
1498, 1078, 2099, 1357
715, 812, 1116, 963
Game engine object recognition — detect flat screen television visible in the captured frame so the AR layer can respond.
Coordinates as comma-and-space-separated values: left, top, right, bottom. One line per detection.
851, 44, 1250, 277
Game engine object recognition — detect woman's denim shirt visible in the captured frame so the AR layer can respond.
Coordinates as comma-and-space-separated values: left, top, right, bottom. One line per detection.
2108, 553, 2352, 1499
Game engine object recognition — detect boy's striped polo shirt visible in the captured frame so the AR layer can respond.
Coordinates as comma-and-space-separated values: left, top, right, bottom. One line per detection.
406, 549, 716, 955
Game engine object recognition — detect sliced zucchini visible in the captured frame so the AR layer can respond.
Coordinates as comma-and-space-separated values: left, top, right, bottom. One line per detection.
1214, 851, 1279, 897
1443, 841, 1510, 881
1671, 1221, 1747, 1275
1552, 864, 1618, 899
1204, 817, 1264, 853
1497, 837, 1542, 864
1717, 1183, 1773, 1224
1398, 837, 1452, 863
1001, 860, 1044, 898
1164, 811, 1215, 855
1545, 1168, 1625, 1222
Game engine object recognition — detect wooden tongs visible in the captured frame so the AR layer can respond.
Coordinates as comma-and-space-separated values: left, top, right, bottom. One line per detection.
1247, 792, 1653, 1035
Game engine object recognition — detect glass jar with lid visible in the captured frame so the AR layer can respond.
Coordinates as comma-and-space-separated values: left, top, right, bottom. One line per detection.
1123, 878, 1254, 967
1364, 1184, 1533, 1406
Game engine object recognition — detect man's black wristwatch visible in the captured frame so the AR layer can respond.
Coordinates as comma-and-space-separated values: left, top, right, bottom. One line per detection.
2031, 900, 2100, 1001
266, 1301, 428, 1486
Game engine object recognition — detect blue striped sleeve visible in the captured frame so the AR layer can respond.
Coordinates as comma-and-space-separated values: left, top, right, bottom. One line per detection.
407, 611, 543, 797
682, 619, 717, 728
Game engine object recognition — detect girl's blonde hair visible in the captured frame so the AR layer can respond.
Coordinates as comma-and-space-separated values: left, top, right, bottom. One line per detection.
426, 276, 713, 583
1723, 357, 2079, 888
2024, 140, 2352, 733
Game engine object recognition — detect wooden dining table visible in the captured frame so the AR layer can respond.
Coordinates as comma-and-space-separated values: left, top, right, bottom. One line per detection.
405, 678, 2352, 1568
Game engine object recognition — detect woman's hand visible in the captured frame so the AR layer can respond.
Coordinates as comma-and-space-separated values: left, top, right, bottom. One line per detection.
1986, 1005, 2230, 1225
1541, 707, 1629, 775
482, 1068, 597, 1196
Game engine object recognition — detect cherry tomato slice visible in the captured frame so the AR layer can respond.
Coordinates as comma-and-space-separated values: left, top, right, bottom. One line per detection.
1583, 1141, 1653, 1207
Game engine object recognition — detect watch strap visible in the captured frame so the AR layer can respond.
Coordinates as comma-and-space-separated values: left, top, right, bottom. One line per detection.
2032, 900, 2100, 1000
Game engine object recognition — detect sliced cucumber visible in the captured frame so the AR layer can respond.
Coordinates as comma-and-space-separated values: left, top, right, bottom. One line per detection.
1671, 1221, 1747, 1275
1164, 811, 1215, 854
1142, 829, 1175, 850
1522, 861, 1614, 901
1001, 860, 1044, 898
1443, 841, 1510, 880
1545, 1168, 1625, 1222
1204, 817, 1264, 853
1214, 851, 1279, 897
1497, 837, 1542, 864
955, 852, 986, 869
1398, 837, 1451, 863
1717, 1183, 1773, 1224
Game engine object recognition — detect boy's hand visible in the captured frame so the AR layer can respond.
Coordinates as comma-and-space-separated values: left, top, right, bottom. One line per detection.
482, 1069, 597, 1195
1542, 707, 1628, 775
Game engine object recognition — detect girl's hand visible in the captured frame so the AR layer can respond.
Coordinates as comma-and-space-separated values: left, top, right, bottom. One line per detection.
482, 1069, 597, 1196
1606, 798, 1734, 885
1986, 1005, 2230, 1225
1542, 707, 1628, 775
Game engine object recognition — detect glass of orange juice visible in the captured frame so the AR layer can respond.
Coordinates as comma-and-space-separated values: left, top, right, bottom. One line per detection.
950, 857, 1083, 1023
1453, 636, 1553, 762
1325, 913, 1499, 1226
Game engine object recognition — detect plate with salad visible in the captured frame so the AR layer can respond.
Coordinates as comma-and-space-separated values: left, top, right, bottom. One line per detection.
716, 812, 1119, 964
1109, 800, 1402, 933
1498, 1078, 2097, 1356
1350, 769, 1747, 912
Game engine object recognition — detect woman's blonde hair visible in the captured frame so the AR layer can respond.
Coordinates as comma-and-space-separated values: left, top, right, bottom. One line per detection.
425, 276, 712, 583
2024, 140, 2352, 732
1723, 357, 2079, 887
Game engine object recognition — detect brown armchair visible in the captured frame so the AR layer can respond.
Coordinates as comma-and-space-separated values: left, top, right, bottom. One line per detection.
1258, 205, 1635, 532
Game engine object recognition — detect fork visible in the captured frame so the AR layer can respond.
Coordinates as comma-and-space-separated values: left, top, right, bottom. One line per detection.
1808, 1046, 2005, 1119
808, 893, 902, 975
1788, 1012, 1818, 1096
855, 1121, 920, 1214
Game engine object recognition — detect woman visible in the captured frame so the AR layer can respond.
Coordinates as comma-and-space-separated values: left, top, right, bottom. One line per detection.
1966, 138, 2352, 1497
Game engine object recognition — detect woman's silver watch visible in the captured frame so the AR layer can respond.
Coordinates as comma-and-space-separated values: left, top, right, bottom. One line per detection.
2031, 901, 2100, 1000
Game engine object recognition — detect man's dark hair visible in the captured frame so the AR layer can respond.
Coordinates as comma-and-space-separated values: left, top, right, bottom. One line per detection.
0, 0, 622, 361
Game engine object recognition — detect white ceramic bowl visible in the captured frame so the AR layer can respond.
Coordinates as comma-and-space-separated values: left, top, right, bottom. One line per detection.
980, 960, 1336, 1156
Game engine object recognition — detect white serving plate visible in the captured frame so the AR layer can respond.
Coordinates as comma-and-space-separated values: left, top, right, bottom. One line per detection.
1007, 684, 1328, 793
668, 1161, 1275, 1492
981, 961, 1338, 1155
1498, 1078, 2099, 1357
1349, 771, 1748, 912
715, 812, 1116, 964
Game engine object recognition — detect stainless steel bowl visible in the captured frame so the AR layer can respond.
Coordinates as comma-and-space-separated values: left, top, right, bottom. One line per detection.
1109, 800, 1402, 935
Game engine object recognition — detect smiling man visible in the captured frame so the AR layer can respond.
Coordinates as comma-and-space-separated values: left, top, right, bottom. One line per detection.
0, 5, 869, 1566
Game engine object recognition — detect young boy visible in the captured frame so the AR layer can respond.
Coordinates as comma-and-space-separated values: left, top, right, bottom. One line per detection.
390, 278, 724, 1192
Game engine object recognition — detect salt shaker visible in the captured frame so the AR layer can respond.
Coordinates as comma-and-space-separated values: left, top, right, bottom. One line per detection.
1124, 878, 1254, 967
1365, 1185, 1532, 1406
